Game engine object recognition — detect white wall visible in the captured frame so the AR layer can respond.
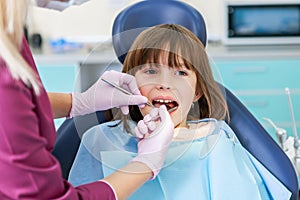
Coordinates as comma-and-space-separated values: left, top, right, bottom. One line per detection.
28, 0, 285, 41
28, 0, 224, 41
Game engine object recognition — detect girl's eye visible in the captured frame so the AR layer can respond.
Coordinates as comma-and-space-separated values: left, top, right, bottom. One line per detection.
145, 69, 157, 74
175, 70, 188, 76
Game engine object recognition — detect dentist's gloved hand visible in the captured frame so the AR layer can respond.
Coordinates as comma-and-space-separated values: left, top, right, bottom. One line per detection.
36, 0, 90, 11
70, 70, 148, 117
132, 105, 174, 179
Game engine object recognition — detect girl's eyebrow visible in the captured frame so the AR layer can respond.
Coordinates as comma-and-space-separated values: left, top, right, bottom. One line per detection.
142, 63, 160, 68
177, 64, 186, 68
176, 64, 189, 70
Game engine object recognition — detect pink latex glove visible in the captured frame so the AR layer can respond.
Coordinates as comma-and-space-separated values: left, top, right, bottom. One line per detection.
132, 105, 174, 179
70, 70, 148, 117
36, 0, 90, 11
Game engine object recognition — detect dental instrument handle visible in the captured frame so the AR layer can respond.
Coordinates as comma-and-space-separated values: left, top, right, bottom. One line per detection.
263, 117, 279, 130
100, 78, 177, 113
101, 78, 153, 107
263, 117, 287, 150
285, 88, 300, 150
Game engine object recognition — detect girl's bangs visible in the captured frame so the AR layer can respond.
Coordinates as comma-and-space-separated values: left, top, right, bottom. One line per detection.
140, 47, 195, 71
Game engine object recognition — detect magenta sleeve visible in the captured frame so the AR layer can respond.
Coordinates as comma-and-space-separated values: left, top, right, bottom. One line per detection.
0, 37, 116, 199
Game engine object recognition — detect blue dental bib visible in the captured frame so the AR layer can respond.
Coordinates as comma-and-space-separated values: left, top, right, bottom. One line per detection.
69, 119, 291, 200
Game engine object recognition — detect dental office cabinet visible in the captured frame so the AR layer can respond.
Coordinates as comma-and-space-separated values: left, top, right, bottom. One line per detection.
208, 45, 300, 140
220, 1, 300, 140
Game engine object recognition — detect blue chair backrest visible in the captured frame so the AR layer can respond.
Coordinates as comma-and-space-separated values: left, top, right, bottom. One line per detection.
53, 111, 107, 179
224, 86, 298, 200
112, 0, 206, 64
53, 1, 298, 199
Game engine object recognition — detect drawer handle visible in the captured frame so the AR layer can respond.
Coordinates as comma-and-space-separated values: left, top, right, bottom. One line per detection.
243, 100, 268, 107
234, 66, 267, 74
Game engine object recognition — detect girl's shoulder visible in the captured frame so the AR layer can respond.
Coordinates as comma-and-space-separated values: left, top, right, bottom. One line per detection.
177, 118, 236, 142
188, 118, 232, 133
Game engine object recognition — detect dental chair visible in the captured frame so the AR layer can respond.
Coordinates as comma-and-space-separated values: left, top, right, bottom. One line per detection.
52, 1, 298, 199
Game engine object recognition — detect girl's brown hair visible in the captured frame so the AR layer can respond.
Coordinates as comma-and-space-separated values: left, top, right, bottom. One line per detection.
108, 24, 229, 133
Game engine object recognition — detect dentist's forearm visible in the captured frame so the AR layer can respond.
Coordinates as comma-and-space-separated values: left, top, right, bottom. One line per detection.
48, 92, 72, 119
103, 162, 152, 200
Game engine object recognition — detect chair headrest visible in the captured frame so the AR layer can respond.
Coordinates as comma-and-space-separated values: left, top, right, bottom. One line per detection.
112, 0, 207, 63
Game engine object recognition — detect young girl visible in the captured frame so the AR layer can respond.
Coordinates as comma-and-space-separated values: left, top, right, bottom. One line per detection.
68, 24, 291, 199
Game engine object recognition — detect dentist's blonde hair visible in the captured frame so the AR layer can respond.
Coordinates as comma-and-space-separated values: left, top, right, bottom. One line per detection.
0, 0, 40, 94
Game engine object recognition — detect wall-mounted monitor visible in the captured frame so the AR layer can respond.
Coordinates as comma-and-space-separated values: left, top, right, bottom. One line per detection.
223, 1, 300, 45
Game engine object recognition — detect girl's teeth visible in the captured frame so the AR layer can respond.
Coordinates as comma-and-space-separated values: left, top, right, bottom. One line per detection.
155, 99, 172, 103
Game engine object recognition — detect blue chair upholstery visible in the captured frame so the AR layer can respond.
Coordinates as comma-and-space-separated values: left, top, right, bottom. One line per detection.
224, 86, 298, 200
53, 1, 298, 199
112, 0, 206, 64
52, 111, 107, 179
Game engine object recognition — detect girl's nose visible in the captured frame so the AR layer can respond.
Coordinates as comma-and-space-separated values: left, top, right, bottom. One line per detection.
158, 84, 171, 90
155, 69, 173, 90
156, 78, 172, 89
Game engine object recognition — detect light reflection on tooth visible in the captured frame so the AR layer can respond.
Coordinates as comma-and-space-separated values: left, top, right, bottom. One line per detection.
154, 99, 173, 103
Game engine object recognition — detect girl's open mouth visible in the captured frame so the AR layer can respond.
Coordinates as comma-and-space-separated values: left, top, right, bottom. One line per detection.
152, 99, 179, 112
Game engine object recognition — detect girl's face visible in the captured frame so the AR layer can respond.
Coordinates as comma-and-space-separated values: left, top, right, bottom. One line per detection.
135, 61, 201, 128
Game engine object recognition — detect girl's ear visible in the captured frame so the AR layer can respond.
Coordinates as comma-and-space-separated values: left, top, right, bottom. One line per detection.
193, 90, 202, 102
